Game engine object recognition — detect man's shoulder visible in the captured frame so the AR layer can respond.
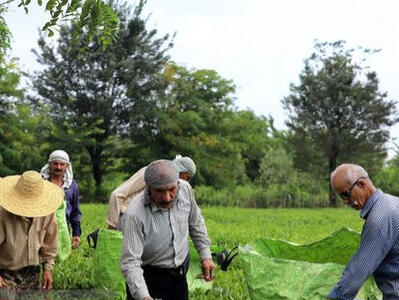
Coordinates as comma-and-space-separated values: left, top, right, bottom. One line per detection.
178, 179, 193, 192
69, 180, 79, 189
370, 191, 399, 220
0, 206, 7, 217
125, 192, 147, 217
377, 192, 399, 209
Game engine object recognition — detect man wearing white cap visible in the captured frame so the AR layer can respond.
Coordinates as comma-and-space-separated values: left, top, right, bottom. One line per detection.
41, 150, 82, 248
120, 159, 214, 300
0, 171, 63, 293
107, 155, 197, 230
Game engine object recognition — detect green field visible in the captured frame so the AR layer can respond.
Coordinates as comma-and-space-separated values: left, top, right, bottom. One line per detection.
53, 204, 364, 299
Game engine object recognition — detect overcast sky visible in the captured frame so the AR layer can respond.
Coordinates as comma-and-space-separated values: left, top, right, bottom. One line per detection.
4, 0, 399, 156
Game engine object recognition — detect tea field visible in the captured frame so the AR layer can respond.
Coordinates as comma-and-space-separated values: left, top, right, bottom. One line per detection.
52, 204, 365, 299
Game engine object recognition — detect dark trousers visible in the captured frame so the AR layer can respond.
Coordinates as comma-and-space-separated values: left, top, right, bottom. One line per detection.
126, 266, 189, 300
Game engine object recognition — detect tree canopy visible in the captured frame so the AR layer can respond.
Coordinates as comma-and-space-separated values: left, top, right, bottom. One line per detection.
30, 0, 173, 193
282, 40, 397, 206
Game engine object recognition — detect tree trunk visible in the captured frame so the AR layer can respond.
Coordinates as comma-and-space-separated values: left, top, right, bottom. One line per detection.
328, 145, 338, 207
87, 144, 103, 200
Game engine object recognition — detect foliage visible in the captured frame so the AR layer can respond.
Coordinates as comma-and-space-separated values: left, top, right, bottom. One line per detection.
258, 146, 295, 186
1, 0, 119, 49
0, 103, 57, 175
0, 12, 39, 175
51, 204, 364, 300
373, 153, 399, 196
0, 11, 22, 101
195, 180, 328, 208
282, 40, 397, 206
134, 62, 274, 187
30, 0, 173, 194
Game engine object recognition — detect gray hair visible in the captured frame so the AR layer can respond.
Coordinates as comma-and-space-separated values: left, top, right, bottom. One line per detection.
173, 155, 196, 177
144, 159, 179, 188
330, 164, 371, 186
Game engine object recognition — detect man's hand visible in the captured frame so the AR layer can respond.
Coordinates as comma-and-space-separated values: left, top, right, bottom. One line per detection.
72, 236, 81, 249
201, 258, 216, 282
42, 270, 53, 290
0, 275, 7, 288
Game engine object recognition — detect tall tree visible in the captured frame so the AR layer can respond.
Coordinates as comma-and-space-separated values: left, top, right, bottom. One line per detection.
30, 0, 172, 193
131, 63, 273, 187
282, 41, 397, 206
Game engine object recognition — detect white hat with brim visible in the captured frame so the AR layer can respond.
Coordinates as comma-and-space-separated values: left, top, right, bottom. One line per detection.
0, 170, 64, 217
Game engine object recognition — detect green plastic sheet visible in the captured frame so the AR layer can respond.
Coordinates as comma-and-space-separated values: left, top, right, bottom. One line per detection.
92, 230, 219, 299
187, 242, 223, 291
239, 227, 382, 300
55, 200, 71, 261
93, 229, 125, 300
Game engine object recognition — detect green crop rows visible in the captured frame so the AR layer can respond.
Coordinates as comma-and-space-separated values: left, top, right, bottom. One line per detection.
52, 204, 364, 299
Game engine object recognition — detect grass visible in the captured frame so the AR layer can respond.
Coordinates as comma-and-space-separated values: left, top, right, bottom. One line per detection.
52, 204, 365, 299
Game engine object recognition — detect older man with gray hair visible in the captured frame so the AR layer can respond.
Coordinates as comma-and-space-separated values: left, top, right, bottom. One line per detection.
120, 159, 214, 300
327, 163, 399, 300
107, 155, 197, 230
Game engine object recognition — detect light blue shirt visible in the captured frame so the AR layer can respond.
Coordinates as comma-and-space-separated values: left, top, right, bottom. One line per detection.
328, 189, 399, 299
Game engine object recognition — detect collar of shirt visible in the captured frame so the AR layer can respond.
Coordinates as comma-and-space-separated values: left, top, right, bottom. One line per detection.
360, 189, 382, 219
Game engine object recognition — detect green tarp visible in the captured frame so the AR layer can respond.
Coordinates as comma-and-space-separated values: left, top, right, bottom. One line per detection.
55, 200, 71, 261
93, 230, 125, 300
239, 227, 382, 300
92, 230, 220, 299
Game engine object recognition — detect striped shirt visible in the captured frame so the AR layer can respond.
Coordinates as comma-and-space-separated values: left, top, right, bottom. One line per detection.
120, 179, 211, 300
328, 189, 399, 300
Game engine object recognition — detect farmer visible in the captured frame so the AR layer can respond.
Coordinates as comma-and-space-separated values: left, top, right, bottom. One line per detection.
327, 163, 399, 299
41, 150, 82, 249
107, 155, 197, 230
0, 171, 63, 292
120, 159, 214, 300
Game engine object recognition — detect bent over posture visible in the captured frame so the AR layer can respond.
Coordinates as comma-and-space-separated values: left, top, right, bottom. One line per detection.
0, 171, 63, 293
328, 163, 399, 300
120, 159, 214, 300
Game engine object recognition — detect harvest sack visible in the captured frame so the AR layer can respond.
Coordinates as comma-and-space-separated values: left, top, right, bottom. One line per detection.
55, 200, 72, 261
93, 229, 125, 300
239, 227, 382, 300
92, 230, 223, 299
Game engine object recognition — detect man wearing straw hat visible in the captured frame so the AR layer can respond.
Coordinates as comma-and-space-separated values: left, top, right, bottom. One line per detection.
41, 150, 82, 249
107, 155, 197, 230
120, 159, 213, 300
0, 170, 63, 292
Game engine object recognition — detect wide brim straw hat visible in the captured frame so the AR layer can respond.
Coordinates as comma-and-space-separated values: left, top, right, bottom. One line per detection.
0, 170, 63, 217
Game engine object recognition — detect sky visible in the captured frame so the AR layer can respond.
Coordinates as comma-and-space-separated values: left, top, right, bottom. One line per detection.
4, 0, 399, 156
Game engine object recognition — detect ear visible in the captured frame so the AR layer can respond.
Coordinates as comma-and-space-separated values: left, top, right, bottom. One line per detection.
357, 178, 367, 188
